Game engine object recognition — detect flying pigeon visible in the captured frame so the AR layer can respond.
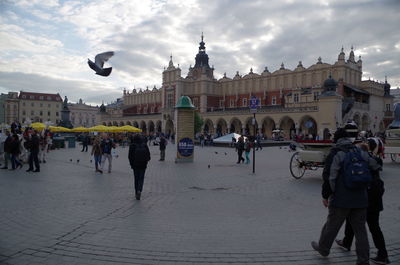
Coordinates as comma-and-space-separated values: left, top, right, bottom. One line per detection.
88, 51, 114, 76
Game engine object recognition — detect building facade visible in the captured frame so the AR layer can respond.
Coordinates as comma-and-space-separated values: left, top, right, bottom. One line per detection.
69, 99, 99, 128
2, 92, 20, 125
18, 91, 63, 125
99, 36, 393, 138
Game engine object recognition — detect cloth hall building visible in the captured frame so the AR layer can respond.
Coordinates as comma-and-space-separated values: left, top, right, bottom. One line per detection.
99, 36, 394, 139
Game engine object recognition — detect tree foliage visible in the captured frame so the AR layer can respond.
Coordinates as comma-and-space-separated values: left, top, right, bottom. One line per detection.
194, 111, 204, 134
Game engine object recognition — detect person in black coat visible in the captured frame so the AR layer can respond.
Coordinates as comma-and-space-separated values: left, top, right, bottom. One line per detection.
26, 130, 40, 172
335, 140, 389, 264
128, 135, 151, 200
1, 131, 12, 169
10, 134, 22, 169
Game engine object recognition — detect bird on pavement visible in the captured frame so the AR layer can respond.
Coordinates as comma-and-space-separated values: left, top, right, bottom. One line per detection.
88, 51, 114, 76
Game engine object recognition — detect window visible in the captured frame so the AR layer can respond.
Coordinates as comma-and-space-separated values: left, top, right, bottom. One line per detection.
242, 98, 247, 107
56, 112, 59, 116
192, 98, 199, 107
39, 96, 44, 100
22, 102, 25, 106
40, 111, 43, 116
22, 95, 26, 99
313, 92, 319, 101
22, 110, 26, 115
48, 104, 51, 107
167, 93, 174, 107
31, 110, 34, 116
386, 104, 391, 111
48, 111, 50, 116
40, 103, 43, 107
219, 100, 224, 108
47, 96, 52, 100
31, 102, 34, 107
30, 95, 34, 99
272, 96, 276, 105
294, 93, 299, 103
151, 107, 154, 113
230, 99, 234, 107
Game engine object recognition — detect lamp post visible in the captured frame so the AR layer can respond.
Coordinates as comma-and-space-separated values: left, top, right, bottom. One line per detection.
250, 96, 259, 174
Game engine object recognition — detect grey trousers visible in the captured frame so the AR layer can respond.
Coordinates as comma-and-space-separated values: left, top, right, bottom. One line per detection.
160, 150, 165, 160
318, 207, 369, 265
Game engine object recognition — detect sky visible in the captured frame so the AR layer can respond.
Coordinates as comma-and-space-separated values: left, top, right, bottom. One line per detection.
0, 0, 399, 106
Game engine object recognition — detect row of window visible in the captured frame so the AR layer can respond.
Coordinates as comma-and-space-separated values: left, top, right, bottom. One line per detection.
21, 102, 61, 108
22, 110, 59, 116
21, 95, 59, 101
21, 118, 59, 123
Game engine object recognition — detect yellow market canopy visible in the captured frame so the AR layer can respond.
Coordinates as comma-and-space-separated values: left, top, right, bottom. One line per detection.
88, 125, 111, 132
49, 126, 71, 132
113, 125, 142, 132
31, 122, 46, 130
71, 127, 90, 132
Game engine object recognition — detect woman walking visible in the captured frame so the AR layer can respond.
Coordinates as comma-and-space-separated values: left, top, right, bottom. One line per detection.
91, 137, 103, 173
10, 134, 22, 170
244, 138, 251, 164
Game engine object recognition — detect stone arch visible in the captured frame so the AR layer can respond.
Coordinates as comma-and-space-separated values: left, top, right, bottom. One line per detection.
112, 121, 118, 126
165, 119, 174, 135
107, 122, 113, 126
361, 114, 369, 131
102, 122, 107, 126
245, 117, 258, 136
278, 116, 295, 140
323, 128, 331, 140
353, 113, 361, 127
133, 121, 139, 128
119, 121, 125, 126
216, 118, 228, 135
140, 121, 147, 134
229, 117, 242, 134
261, 116, 276, 138
126, 121, 132, 125
156, 120, 162, 133
203, 119, 214, 134
148, 120, 155, 133
299, 115, 318, 138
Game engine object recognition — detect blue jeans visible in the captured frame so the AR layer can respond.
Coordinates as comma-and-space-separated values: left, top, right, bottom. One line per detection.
245, 151, 250, 164
133, 168, 146, 192
94, 155, 102, 168
11, 154, 22, 169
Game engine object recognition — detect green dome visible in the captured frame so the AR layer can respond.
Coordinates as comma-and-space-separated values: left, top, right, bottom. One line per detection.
175, 96, 195, 109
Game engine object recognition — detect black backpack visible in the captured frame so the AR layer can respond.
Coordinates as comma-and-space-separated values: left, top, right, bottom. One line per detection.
342, 147, 372, 190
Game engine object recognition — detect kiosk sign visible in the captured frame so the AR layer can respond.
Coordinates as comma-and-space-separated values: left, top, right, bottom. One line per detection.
177, 137, 194, 157
250, 96, 259, 113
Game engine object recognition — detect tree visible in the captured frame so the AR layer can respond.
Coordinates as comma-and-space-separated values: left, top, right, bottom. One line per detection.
194, 111, 204, 134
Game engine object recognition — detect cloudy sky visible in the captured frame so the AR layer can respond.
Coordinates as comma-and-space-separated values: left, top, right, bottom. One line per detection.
0, 0, 399, 105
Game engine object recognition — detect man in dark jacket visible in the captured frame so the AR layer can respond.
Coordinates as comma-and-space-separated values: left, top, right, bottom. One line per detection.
26, 130, 40, 172
81, 134, 89, 152
312, 124, 381, 265
128, 135, 151, 200
1, 131, 12, 169
335, 139, 390, 264
159, 135, 167, 161
236, 136, 245, 164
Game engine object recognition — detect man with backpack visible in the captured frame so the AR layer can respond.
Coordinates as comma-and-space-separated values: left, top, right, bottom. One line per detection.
100, 134, 115, 173
128, 135, 151, 200
159, 134, 167, 161
311, 122, 381, 265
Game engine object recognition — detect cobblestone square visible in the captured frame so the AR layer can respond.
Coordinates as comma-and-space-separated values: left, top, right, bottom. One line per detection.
1, 144, 399, 264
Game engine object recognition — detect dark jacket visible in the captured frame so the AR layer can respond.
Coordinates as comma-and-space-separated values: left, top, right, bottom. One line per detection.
322, 147, 339, 199
101, 139, 114, 154
129, 137, 151, 169
367, 155, 384, 212
159, 137, 166, 151
4, 135, 12, 153
9, 139, 20, 155
26, 134, 40, 152
329, 138, 381, 209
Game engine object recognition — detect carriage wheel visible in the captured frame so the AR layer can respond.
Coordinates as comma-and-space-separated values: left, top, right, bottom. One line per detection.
390, 154, 399, 163
290, 152, 306, 179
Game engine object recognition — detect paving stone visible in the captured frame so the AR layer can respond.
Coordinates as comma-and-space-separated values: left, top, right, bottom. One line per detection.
1, 144, 399, 264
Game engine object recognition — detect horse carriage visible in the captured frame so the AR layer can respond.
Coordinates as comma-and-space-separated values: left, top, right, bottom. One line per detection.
384, 128, 400, 162
289, 140, 333, 179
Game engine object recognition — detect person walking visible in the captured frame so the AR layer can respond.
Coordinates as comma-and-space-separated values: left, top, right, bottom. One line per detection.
244, 138, 251, 164
81, 133, 89, 152
39, 132, 48, 163
26, 130, 40, 172
128, 135, 151, 200
236, 136, 245, 164
335, 139, 390, 264
159, 134, 167, 161
255, 133, 263, 151
1, 131, 11, 169
311, 124, 381, 265
10, 134, 22, 170
91, 137, 103, 173
100, 134, 115, 173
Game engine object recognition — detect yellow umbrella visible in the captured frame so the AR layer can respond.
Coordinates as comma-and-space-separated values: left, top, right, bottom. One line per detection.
49, 126, 71, 132
71, 127, 90, 132
88, 125, 111, 132
31, 122, 46, 130
114, 125, 142, 132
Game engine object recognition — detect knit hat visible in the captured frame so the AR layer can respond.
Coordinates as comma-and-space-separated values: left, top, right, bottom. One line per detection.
344, 121, 359, 138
